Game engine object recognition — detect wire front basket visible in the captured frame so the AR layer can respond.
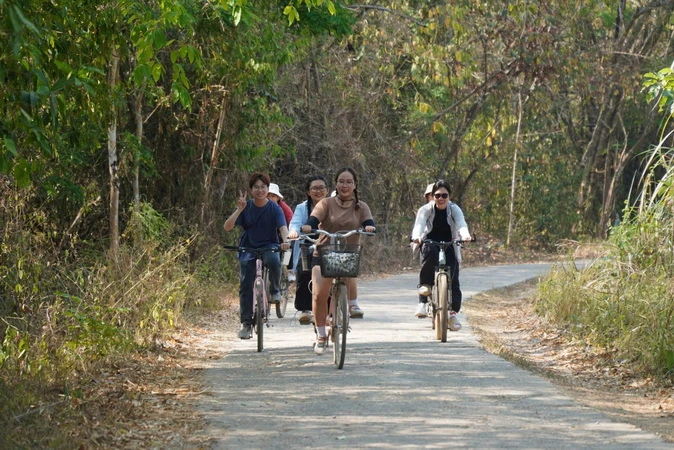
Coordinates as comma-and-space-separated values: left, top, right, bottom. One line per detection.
317, 244, 362, 278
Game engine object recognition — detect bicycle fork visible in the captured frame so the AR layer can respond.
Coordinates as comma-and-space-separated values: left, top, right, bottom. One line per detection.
255, 260, 270, 328
430, 247, 448, 314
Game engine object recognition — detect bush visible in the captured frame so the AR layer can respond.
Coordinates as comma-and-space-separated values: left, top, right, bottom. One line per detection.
536, 147, 674, 380
0, 200, 230, 447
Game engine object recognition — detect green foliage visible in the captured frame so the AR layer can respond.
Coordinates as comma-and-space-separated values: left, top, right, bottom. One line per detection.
283, 0, 337, 25
644, 67, 674, 115
123, 201, 172, 246
0, 0, 110, 185
288, 1, 355, 37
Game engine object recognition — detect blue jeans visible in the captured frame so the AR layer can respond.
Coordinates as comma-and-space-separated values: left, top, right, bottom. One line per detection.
239, 252, 282, 324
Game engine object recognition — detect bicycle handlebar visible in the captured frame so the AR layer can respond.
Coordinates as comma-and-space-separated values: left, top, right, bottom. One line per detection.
295, 229, 375, 243
223, 245, 283, 255
419, 237, 477, 246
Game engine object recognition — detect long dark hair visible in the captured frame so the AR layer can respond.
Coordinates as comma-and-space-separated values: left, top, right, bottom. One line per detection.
304, 175, 328, 213
334, 167, 360, 210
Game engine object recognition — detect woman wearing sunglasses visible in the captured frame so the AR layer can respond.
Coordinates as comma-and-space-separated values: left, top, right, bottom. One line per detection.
411, 180, 471, 330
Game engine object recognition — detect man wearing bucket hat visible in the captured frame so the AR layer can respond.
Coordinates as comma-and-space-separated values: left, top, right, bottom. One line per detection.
423, 183, 434, 203
267, 183, 293, 226
268, 183, 295, 282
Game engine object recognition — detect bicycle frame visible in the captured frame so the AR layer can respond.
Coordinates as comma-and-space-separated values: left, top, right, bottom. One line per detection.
298, 229, 374, 369
421, 238, 464, 343
253, 256, 269, 351
224, 245, 281, 352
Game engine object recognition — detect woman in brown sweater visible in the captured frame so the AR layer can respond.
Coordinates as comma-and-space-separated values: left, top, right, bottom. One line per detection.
301, 167, 376, 355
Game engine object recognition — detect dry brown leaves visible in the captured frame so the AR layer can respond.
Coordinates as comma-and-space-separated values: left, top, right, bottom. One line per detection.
34, 307, 239, 449
463, 279, 674, 443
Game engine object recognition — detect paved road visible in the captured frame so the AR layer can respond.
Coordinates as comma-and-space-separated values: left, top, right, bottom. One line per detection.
198, 263, 671, 449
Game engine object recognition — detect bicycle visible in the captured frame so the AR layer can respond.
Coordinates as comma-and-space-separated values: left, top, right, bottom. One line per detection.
419, 238, 474, 343
299, 229, 374, 369
224, 245, 284, 352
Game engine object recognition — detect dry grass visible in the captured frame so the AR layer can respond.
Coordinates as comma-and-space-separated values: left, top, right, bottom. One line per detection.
3, 298, 240, 449
463, 279, 674, 443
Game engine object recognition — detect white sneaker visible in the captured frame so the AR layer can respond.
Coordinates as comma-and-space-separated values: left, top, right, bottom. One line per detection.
314, 336, 327, 355
449, 312, 462, 331
415, 302, 427, 318
349, 305, 364, 319
418, 285, 431, 297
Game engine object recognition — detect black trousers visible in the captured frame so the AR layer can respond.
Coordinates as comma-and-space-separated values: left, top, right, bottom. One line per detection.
419, 242, 461, 313
294, 269, 313, 311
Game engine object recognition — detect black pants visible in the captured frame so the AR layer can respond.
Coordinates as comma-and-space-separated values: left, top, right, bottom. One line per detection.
419, 243, 461, 313
294, 269, 313, 311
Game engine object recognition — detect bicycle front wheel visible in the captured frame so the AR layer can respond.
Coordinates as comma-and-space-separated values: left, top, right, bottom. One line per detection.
435, 273, 449, 342
255, 280, 264, 352
332, 282, 348, 369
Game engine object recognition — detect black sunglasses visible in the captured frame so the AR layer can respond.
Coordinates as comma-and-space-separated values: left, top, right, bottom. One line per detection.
434, 193, 449, 199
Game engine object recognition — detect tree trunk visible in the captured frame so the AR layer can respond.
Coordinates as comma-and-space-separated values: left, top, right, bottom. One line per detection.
108, 48, 120, 261
201, 93, 228, 227
133, 90, 143, 207
507, 90, 522, 247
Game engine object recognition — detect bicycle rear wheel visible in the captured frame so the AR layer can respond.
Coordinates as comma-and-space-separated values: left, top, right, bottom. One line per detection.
332, 282, 348, 369
435, 273, 449, 342
276, 267, 289, 318
255, 279, 264, 352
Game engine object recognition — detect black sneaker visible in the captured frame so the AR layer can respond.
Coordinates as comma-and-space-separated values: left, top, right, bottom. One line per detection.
238, 323, 252, 339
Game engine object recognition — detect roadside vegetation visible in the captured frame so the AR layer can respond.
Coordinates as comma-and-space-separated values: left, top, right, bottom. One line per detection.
2, 0, 674, 447
0, 200, 228, 446
537, 139, 674, 380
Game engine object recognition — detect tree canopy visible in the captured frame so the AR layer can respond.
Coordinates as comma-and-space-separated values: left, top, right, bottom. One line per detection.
2, 0, 673, 251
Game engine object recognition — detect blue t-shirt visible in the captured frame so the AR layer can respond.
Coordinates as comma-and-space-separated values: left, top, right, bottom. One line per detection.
235, 200, 286, 260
